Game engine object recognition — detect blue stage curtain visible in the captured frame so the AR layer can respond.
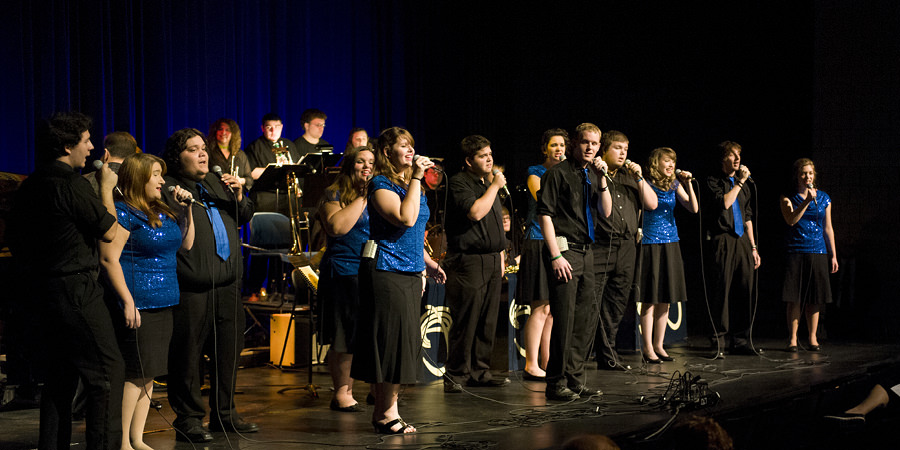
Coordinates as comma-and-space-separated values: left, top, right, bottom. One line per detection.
0, 0, 407, 173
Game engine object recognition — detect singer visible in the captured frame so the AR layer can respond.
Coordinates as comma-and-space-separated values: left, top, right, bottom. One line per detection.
636, 148, 698, 363
351, 127, 445, 434
593, 131, 658, 370
537, 123, 610, 401
702, 141, 760, 357
518, 128, 568, 380
316, 146, 375, 412
99, 153, 195, 449
8, 112, 125, 449
779, 158, 838, 352
443, 135, 509, 392
161, 128, 256, 442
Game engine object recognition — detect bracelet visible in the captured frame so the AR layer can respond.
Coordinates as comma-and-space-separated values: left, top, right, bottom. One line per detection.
600, 186, 608, 192
636, 177, 643, 183
411, 176, 422, 181
551, 254, 563, 261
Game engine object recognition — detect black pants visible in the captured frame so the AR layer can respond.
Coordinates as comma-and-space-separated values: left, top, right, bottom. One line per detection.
39, 273, 124, 450
444, 252, 503, 384
168, 282, 243, 429
707, 233, 754, 348
546, 246, 597, 388
593, 239, 637, 368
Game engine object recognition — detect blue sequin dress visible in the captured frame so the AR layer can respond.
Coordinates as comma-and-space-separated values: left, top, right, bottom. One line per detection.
351, 175, 429, 385
782, 190, 833, 305
638, 183, 688, 304
318, 189, 369, 352
113, 201, 182, 377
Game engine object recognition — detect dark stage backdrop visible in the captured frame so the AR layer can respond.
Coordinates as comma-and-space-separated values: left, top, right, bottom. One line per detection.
2, 1, 898, 340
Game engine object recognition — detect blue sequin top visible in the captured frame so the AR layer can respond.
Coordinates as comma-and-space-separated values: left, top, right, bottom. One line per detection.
321, 189, 370, 276
786, 190, 831, 254
526, 164, 547, 240
367, 175, 428, 273
643, 183, 680, 244
115, 201, 182, 309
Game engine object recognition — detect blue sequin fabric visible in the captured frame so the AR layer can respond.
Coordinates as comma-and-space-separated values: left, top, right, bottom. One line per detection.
525, 164, 547, 240
115, 201, 182, 309
321, 189, 370, 276
367, 175, 429, 273
643, 183, 680, 244
786, 190, 830, 254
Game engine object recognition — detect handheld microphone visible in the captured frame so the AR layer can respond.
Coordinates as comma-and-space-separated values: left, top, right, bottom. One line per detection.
211, 165, 240, 195
168, 186, 207, 209
808, 183, 817, 207
412, 154, 443, 173
93, 160, 124, 196
558, 154, 566, 162
740, 165, 754, 183
675, 169, 693, 180
492, 168, 510, 196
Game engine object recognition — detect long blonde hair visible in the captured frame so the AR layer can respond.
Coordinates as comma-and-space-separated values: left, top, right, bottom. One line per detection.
324, 147, 374, 207
374, 127, 415, 187
647, 147, 678, 191
117, 153, 176, 228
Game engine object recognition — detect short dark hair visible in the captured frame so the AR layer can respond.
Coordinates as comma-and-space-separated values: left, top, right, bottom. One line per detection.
35, 111, 92, 162
261, 113, 282, 124
460, 135, 491, 160
162, 128, 206, 175
541, 128, 569, 158
104, 131, 139, 159
300, 109, 327, 125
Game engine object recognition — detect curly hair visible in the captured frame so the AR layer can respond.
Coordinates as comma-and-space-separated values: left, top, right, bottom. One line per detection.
647, 147, 678, 191
208, 118, 242, 156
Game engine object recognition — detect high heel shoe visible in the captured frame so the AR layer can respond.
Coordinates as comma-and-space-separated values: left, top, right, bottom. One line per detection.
643, 356, 662, 364
657, 354, 675, 362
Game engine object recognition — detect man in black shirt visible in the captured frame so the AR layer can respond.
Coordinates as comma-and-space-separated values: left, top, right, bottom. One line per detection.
246, 113, 301, 214
161, 128, 256, 442
702, 141, 761, 357
593, 131, 658, 370
537, 123, 610, 401
443, 136, 509, 392
293, 108, 331, 155
9, 112, 124, 450
86, 131, 139, 195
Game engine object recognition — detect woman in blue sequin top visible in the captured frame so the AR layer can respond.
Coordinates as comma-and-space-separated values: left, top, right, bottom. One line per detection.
350, 127, 445, 434
317, 146, 374, 412
638, 147, 698, 363
780, 158, 838, 352
518, 128, 567, 380
100, 153, 195, 449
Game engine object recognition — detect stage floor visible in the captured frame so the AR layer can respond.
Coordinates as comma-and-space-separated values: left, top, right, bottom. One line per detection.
2, 338, 899, 449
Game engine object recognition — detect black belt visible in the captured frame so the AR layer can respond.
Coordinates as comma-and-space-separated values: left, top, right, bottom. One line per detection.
567, 242, 590, 251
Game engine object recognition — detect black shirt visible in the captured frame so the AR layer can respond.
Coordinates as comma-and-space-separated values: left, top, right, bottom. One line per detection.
445, 170, 507, 254
536, 158, 600, 245
293, 137, 331, 157
595, 170, 642, 240
703, 172, 753, 238
245, 137, 303, 177
161, 173, 254, 292
9, 160, 117, 277
208, 146, 254, 191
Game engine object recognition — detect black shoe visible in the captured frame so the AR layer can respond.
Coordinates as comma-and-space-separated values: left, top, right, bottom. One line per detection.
786, 345, 799, 353
569, 385, 602, 397
809, 345, 821, 352
823, 412, 865, 429
643, 356, 662, 364
657, 354, 675, 362
466, 377, 510, 388
545, 385, 579, 401
330, 398, 363, 412
522, 371, 545, 382
208, 419, 259, 433
444, 381, 463, 393
175, 424, 213, 442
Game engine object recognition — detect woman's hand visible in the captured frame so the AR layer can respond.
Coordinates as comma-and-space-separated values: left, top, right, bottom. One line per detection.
123, 303, 141, 329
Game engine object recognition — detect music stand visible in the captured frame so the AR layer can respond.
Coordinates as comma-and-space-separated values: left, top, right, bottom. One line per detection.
273, 252, 321, 398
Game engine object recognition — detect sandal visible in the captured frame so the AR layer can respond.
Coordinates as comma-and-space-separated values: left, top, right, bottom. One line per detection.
373, 417, 414, 434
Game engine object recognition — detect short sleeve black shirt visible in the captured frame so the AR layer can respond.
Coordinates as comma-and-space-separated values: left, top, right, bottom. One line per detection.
536, 159, 599, 245
445, 171, 507, 253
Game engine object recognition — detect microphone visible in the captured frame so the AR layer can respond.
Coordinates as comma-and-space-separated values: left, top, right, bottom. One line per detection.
558, 154, 566, 162
211, 165, 239, 195
168, 186, 207, 209
412, 154, 443, 173
675, 169, 693, 180
492, 168, 510, 196
740, 165, 754, 183
93, 160, 124, 196
808, 183, 817, 207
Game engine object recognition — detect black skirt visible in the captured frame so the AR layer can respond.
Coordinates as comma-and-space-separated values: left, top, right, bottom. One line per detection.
350, 260, 422, 385
317, 268, 359, 354
781, 253, 832, 305
637, 242, 687, 305
515, 239, 551, 304
115, 306, 174, 379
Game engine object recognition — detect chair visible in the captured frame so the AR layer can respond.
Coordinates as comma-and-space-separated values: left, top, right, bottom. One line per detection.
245, 212, 294, 301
